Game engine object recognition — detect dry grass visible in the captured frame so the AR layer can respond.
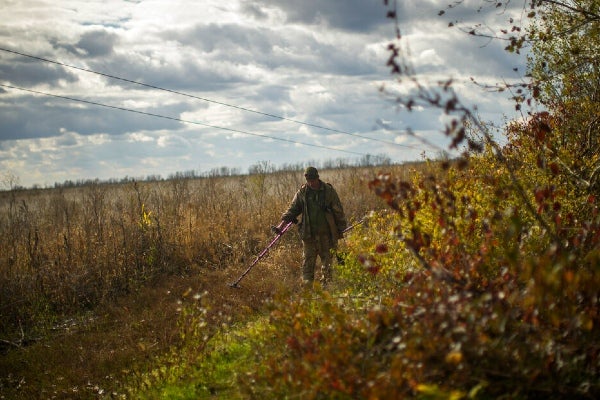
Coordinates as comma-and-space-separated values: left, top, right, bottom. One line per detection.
0, 164, 417, 398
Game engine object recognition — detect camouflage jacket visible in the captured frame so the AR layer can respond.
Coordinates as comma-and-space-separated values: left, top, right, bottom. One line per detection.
281, 180, 347, 241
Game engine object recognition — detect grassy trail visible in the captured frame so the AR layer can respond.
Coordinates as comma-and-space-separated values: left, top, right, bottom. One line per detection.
0, 263, 294, 399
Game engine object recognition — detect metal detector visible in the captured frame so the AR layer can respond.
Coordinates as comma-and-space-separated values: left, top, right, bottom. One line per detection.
228, 220, 294, 288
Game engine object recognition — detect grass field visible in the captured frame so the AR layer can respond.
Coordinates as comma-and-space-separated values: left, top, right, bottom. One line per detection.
0, 163, 417, 398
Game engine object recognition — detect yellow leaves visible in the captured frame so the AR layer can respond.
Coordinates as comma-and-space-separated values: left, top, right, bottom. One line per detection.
293, 319, 303, 332
416, 383, 465, 399
445, 350, 464, 365
416, 380, 488, 400
138, 203, 152, 228
580, 314, 594, 331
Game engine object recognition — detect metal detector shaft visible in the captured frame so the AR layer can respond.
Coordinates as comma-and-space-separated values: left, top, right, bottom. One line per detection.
342, 217, 366, 234
229, 220, 294, 288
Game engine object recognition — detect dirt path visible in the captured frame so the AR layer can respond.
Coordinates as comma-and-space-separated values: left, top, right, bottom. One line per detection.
0, 262, 298, 399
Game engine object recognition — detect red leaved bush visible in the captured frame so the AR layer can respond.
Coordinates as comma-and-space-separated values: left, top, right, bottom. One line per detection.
242, 147, 599, 398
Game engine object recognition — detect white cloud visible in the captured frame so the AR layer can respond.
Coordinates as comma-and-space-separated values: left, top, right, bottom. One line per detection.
0, 0, 526, 188
416, 49, 444, 67
128, 132, 154, 143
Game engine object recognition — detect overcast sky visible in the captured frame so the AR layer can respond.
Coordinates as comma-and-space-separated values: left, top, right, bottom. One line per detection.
0, 0, 527, 188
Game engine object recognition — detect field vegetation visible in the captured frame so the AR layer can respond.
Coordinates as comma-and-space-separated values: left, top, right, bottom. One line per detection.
0, 161, 407, 398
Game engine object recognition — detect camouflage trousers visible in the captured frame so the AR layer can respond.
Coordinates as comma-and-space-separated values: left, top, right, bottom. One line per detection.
301, 234, 335, 285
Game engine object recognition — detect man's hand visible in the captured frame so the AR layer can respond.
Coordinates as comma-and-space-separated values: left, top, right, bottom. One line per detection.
272, 221, 286, 235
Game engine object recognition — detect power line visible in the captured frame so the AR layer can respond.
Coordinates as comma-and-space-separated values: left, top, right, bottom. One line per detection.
0, 83, 370, 157
0, 47, 416, 149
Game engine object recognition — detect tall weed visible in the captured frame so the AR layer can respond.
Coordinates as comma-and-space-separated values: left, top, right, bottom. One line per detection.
0, 166, 391, 343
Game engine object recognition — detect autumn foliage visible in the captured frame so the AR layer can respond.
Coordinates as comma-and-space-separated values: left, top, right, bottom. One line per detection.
241, 151, 598, 398
237, 1, 600, 399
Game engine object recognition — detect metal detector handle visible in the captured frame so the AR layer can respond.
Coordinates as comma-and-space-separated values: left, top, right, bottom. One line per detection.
265, 220, 293, 247
271, 218, 296, 235
228, 220, 293, 288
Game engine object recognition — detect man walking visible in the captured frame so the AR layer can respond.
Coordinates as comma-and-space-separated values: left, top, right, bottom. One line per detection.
275, 167, 347, 287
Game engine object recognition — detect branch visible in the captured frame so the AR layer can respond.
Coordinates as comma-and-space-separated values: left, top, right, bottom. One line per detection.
540, 0, 600, 21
